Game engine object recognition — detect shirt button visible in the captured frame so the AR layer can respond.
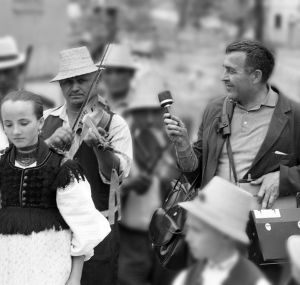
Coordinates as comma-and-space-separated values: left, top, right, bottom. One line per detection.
244, 121, 247, 125
22, 197, 26, 201
22, 190, 26, 195
24, 176, 28, 180
23, 182, 27, 187
22, 202, 26, 206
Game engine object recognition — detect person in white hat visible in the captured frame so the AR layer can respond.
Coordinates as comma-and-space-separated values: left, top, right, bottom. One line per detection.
284, 235, 300, 285
0, 36, 26, 150
42, 46, 132, 285
173, 176, 270, 285
86, 0, 119, 62
100, 43, 136, 115
118, 74, 179, 285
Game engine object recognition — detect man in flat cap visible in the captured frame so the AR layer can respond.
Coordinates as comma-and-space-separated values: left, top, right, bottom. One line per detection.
42, 46, 132, 285
173, 176, 270, 285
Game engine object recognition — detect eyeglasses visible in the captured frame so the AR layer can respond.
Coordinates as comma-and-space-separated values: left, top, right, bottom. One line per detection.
93, 7, 118, 17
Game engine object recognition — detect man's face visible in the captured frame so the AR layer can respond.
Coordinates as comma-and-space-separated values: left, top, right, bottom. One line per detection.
222, 51, 254, 101
185, 213, 226, 261
129, 109, 163, 130
0, 66, 21, 98
59, 73, 95, 109
103, 68, 134, 97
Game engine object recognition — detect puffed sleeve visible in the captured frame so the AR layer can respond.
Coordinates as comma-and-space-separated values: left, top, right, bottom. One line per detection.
56, 178, 111, 261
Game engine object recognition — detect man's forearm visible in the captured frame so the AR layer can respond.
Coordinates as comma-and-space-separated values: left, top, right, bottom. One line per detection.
176, 143, 199, 172
94, 146, 120, 180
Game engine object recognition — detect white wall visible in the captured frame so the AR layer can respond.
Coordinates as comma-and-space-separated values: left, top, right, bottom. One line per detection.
0, 0, 69, 78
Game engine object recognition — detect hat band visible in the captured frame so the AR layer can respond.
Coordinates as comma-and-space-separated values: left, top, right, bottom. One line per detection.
0, 55, 18, 62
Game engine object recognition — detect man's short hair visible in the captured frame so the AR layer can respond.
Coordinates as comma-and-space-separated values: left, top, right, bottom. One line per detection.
225, 40, 275, 83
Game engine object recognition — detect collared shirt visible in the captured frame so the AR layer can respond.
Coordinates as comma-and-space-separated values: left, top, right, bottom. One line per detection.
43, 103, 133, 183
216, 87, 278, 182
173, 252, 271, 285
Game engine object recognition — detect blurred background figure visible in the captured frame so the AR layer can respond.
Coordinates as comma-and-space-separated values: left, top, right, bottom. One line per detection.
0, 35, 25, 149
174, 177, 270, 285
100, 43, 136, 114
284, 235, 300, 285
0, 36, 26, 101
84, 0, 119, 61
119, 73, 179, 285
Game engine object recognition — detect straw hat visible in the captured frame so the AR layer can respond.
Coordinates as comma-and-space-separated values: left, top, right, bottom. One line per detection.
125, 73, 167, 113
287, 235, 300, 270
98, 44, 136, 70
179, 176, 253, 244
50, 46, 98, 82
0, 36, 26, 70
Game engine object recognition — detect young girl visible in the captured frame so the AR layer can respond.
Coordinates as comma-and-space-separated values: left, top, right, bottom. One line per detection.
0, 90, 110, 285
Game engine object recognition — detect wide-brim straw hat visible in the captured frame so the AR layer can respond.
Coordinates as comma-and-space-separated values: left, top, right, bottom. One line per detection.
0, 36, 26, 70
124, 73, 167, 113
179, 176, 253, 244
287, 235, 300, 270
50, 46, 98, 82
98, 44, 136, 70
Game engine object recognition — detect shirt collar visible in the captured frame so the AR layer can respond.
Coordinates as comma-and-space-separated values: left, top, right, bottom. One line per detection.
236, 85, 278, 111
206, 251, 239, 271
49, 103, 69, 124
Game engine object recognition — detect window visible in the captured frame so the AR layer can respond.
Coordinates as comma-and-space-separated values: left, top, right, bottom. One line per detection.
275, 14, 282, 29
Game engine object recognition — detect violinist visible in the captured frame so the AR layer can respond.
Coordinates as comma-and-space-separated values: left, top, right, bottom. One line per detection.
42, 46, 132, 285
117, 74, 179, 285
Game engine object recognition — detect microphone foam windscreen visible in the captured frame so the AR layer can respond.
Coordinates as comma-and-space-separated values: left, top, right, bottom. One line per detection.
158, 91, 173, 108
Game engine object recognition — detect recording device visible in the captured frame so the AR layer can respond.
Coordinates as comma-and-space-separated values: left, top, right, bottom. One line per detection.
158, 91, 174, 115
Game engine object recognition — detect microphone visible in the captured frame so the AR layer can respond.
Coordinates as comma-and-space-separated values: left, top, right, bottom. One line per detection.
158, 91, 174, 115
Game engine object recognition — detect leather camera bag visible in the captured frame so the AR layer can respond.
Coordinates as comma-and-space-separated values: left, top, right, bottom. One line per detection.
149, 174, 199, 270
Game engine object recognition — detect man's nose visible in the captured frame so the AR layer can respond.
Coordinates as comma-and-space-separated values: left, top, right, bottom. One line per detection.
221, 70, 229, 82
71, 81, 80, 92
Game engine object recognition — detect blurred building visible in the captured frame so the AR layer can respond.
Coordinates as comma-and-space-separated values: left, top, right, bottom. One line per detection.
264, 0, 300, 47
0, 0, 68, 78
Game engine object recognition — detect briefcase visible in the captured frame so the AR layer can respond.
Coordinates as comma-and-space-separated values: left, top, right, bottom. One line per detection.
248, 208, 300, 265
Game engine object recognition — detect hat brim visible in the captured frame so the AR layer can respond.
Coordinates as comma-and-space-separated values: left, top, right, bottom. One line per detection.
50, 65, 98, 82
0, 53, 26, 70
179, 200, 249, 244
287, 235, 300, 270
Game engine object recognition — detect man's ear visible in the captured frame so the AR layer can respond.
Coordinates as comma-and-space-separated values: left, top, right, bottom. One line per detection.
252, 70, 263, 84
39, 116, 45, 131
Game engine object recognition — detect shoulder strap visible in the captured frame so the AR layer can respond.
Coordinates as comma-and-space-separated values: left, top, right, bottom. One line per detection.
221, 97, 238, 184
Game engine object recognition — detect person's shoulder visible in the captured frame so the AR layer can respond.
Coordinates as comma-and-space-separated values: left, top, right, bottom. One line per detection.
205, 96, 226, 111
110, 113, 129, 128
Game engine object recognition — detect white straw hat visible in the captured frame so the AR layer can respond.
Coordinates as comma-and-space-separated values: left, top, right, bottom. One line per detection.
125, 73, 167, 112
0, 36, 26, 70
50, 46, 98, 82
287, 235, 300, 271
179, 176, 253, 244
98, 44, 136, 70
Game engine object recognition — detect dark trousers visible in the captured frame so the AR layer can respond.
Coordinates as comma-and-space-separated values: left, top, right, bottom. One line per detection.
81, 224, 120, 285
118, 223, 176, 285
